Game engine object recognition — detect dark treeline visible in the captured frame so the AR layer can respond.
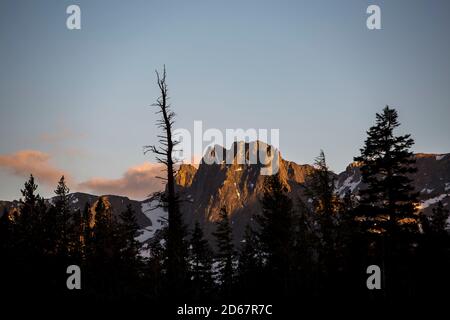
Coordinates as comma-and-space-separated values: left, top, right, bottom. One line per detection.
0, 68, 449, 311
0, 176, 144, 302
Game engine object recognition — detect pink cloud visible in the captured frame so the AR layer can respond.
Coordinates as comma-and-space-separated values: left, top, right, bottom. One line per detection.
78, 163, 165, 200
0, 150, 166, 200
0, 150, 72, 187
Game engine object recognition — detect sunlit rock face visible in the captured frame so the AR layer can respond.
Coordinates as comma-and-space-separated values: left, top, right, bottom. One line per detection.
175, 141, 314, 243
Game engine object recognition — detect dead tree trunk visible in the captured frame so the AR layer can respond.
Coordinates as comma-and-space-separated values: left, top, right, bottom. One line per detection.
145, 66, 187, 296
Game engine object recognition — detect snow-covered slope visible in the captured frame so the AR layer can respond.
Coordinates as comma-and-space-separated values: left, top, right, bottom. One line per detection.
136, 199, 167, 242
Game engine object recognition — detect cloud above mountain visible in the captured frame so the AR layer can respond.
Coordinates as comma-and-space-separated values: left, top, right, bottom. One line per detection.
78, 163, 165, 199
0, 150, 165, 200
0, 150, 72, 186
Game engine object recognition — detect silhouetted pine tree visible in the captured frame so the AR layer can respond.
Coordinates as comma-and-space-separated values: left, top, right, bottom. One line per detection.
17, 175, 47, 256
417, 201, 450, 297
86, 196, 118, 298
118, 204, 142, 263
303, 150, 351, 293
0, 208, 17, 293
91, 196, 114, 259
335, 189, 359, 284
115, 204, 143, 298
306, 151, 339, 217
354, 106, 419, 235
35, 176, 76, 297
79, 201, 92, 261
353, 106, 420, 298
257, 174, 296, 297
53, 176, 72, 256
292, 198, 317, 292
189, 221, 214, 299
0, 208, 14, 253
236, 224, 261, 296
145, 227, 167, 300
212, 207, 235, 297
41, 205, 59, 257
14, 175, 51, 297
429, 201, 449, 235
66, 206, 82, 261
304, 151, 341, 258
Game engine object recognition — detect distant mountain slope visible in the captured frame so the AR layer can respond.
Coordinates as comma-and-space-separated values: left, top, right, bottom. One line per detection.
335, 153, 450, 216
61, 192, 154, 228
0, 193, 161, 248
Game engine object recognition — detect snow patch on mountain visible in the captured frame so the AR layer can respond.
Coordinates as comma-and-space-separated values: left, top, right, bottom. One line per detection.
421, 188, 434, 194
136, 200, 167, 243
337, 176, 361, 195
136, 229, 153, 243
420, 194, 449, 209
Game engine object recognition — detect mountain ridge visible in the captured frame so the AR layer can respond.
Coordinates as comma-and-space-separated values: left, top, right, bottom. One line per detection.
1, 147, 449, 244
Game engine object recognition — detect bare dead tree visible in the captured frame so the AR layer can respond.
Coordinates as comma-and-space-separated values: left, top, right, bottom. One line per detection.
144, 65, 188, 295
144, 65, 179, 207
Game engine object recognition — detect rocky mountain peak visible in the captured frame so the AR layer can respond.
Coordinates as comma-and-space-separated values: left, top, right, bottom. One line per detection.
175, 141, 314, 241
176, 164, 197, 188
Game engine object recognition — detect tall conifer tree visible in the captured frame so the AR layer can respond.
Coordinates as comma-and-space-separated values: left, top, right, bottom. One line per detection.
257, 174, 296, 296
354, 106, 420, 298
354, 106, 419, 234
53, 176, 72, 256
236, 224, 261, 295
189, 221, 214, 298
213, 207, 235, 296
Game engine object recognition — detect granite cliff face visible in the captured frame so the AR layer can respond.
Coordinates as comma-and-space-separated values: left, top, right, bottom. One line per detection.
175, 141, 312, 241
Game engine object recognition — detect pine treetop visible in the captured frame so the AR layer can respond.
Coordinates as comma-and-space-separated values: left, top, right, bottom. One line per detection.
354, 106, 419, 234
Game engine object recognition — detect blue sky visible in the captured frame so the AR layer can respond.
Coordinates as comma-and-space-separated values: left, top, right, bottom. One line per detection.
1, 0, 450, 200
